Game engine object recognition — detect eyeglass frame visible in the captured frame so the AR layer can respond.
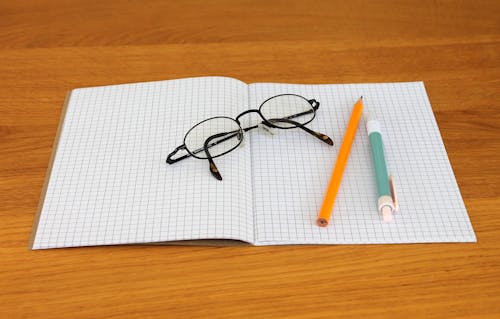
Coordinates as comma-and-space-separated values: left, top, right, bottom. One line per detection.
166, 94, 333, 180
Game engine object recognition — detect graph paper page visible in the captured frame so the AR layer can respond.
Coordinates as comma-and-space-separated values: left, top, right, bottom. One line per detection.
32, 77, 254, 249
249, 82, 476, 245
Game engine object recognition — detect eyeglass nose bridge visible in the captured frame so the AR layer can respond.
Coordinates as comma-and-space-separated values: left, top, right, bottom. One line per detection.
235, 109, 265, 125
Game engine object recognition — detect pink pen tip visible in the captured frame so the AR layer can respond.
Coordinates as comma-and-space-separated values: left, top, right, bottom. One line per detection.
382, 206, 393, 222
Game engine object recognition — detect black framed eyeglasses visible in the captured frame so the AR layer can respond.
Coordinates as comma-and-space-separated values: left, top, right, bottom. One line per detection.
166, 94, 334, 180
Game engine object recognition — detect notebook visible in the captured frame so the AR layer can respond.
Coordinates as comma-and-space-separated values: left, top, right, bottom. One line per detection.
30, 76, 476, 249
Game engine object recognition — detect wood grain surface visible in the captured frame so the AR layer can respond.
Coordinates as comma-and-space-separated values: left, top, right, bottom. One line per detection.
1, 1, 499, 318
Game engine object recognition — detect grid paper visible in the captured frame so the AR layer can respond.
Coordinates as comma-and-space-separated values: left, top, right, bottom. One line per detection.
249, 82, 476, 245
32, 77, 254, 249
32, 78, 476, 249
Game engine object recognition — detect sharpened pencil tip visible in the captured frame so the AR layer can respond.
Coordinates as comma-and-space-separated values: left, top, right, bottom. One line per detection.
360, 96, 363, 99
316, 218, 329, 227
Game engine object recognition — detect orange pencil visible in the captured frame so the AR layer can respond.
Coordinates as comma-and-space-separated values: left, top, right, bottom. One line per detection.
317, 97, 364, 227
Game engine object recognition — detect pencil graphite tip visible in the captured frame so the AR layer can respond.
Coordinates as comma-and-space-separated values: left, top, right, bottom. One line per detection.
316, 218, 329, 227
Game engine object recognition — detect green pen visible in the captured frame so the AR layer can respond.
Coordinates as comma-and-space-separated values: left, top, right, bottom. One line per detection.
366, 112, 398, 222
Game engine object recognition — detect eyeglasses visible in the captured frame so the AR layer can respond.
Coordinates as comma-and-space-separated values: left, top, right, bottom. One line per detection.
166, 94, 334, 180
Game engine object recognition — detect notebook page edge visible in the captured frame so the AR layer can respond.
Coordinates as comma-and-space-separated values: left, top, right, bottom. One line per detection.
29, 90, 73, 250
71, 76, 249, 91
417, 82, 476, 241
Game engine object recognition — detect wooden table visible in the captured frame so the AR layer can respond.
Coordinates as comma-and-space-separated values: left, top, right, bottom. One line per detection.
1, 1, 499, 318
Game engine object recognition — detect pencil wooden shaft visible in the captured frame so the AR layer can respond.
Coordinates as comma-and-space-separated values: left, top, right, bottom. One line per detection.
316, 98, 364, 226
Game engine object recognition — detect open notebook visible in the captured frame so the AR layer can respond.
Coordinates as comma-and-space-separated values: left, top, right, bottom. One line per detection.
30, 77, 476, 249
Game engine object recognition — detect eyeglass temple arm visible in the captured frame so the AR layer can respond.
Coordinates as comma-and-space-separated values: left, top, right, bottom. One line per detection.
166, 145, 191, 164
269, 118, 333, 146
167, 142, 223, 180
273, 99, 319, 122
204, 132, 231, 181
167, 127, 250, 165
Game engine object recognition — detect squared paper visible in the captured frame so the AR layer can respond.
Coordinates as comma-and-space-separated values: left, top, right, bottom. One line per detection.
249, 82, 475, 245
31, 78, 476, 249
32, 77, 254, 249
